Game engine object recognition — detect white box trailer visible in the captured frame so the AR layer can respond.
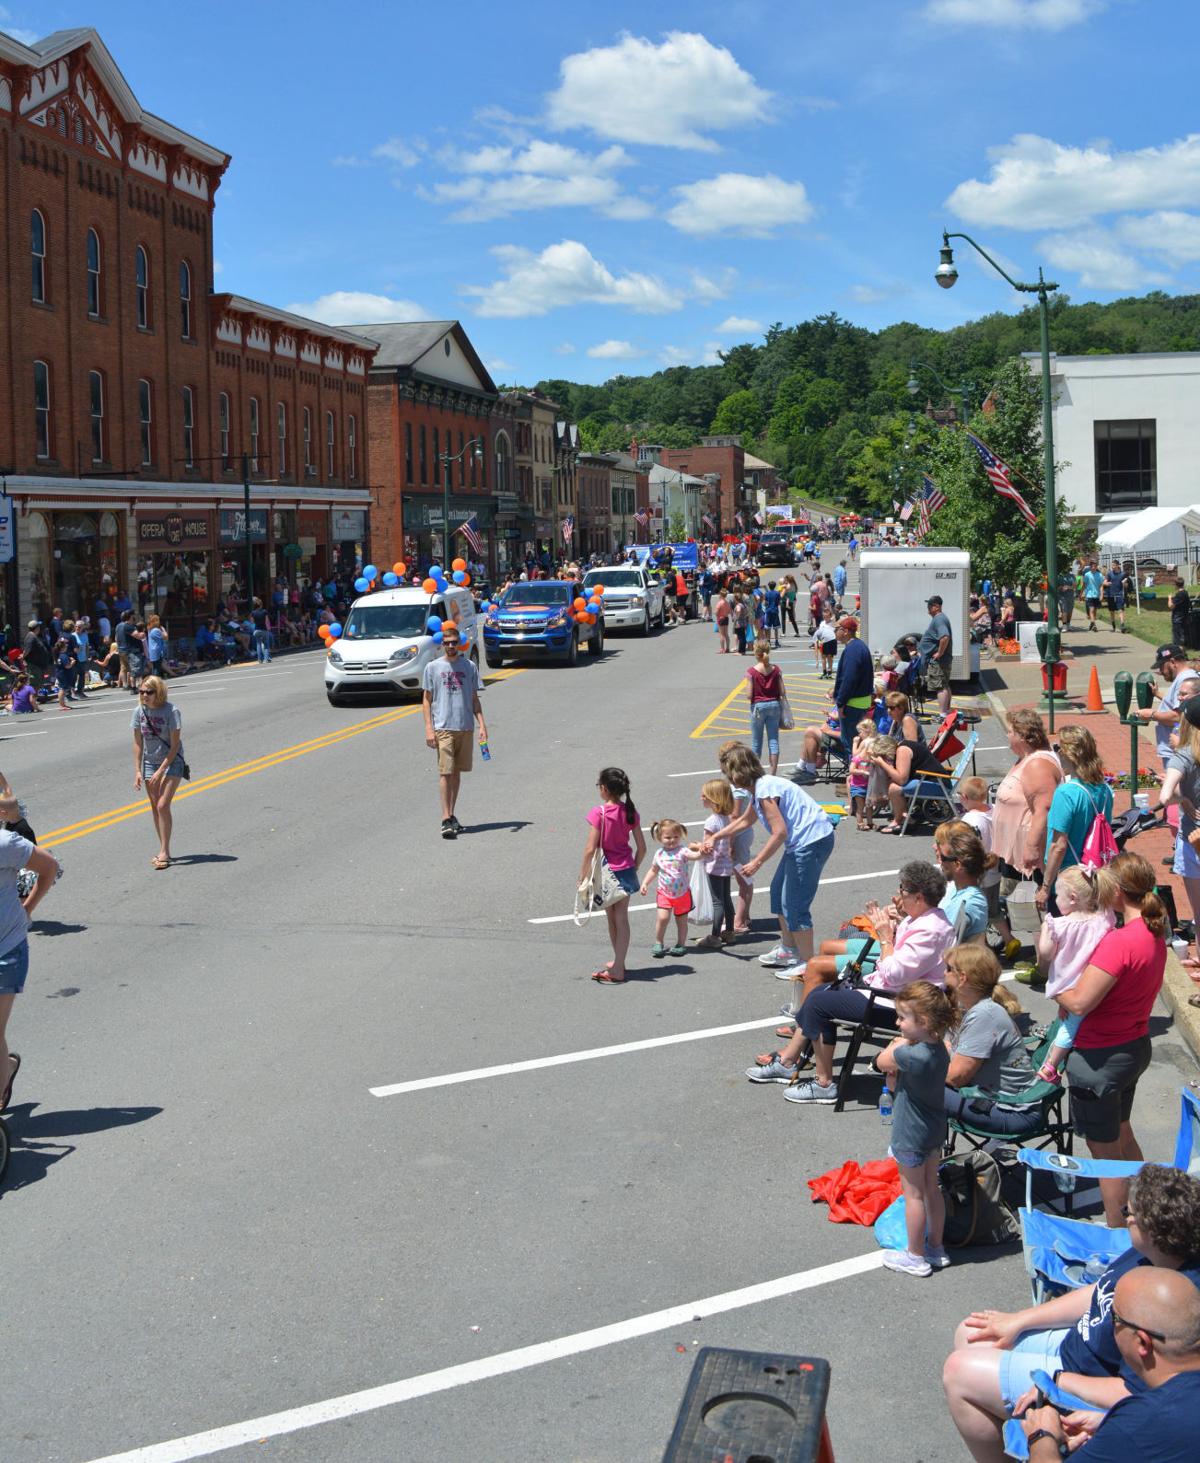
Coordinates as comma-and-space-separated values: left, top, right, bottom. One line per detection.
859, 547, 972, 682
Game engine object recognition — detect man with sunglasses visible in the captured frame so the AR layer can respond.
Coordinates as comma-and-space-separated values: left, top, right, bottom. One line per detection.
1020, 1267, 1200, 1461
421, 624, 486, 840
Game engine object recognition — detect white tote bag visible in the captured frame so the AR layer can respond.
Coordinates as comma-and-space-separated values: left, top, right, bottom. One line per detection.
688, 858, 714, 927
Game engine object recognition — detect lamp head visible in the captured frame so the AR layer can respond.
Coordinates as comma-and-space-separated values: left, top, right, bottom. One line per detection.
906, 375, 920, 396
935, 242, 958, 290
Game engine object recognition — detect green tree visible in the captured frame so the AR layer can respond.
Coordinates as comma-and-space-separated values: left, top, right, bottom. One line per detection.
710, 388, 765, 441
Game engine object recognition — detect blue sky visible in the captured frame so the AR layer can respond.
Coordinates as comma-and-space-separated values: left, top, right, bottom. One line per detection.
6, 1, 1200, 385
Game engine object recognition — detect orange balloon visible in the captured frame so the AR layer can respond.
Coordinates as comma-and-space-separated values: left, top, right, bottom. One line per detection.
452, 557, 467, 572
573, 597, 586, 611
422, 577, 438, 594
318, 624, 331, 639
393, 561, 407, 577
593, 584, 605, 595
462, 572, 471, 586
585, 612, 597, 625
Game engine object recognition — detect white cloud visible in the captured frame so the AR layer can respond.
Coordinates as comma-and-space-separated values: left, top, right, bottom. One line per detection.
666, 173, 813, 236
428, 138, 651, 221
554, 342, 577, 355
921, 0, 1105, 30
485, 358, 514, 375
847, 284, 890, 304
464, 241, 683, 319
586, 339, 643, 360
1037, 230, 1169, 290
213, 259, 224, 276
947, 133, 1200, 230
0, 8, 39, 44
547, 31, 770, 150
373, 137, 422, 167
715, 315, 762, 335
1116, 211, 1200, 266
284, 290, 432, 325
690, 268, 736, 302
659, 342, 723, 367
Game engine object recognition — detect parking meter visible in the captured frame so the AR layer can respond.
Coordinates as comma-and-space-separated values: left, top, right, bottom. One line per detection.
1113, 671, 1132, 720
1135, 671, 1156, 710
1034, 624, 1061, 664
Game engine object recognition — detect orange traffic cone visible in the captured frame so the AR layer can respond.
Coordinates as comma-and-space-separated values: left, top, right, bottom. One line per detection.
1086, 665, 1104, 712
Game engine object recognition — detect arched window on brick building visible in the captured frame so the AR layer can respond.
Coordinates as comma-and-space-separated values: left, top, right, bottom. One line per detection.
34, 360, 51, 459
348, 415, 357, 480
182, 386, 195, 468
138, 379, 153, 465
31, 210, 47, 303
218, 392, 230, 469
277, 402, 287, 476
86, 228, 102, 316
249, 396, 260, 472
89, 369, 106, 462
179, 259, 192, 338
135, 244, 150, 329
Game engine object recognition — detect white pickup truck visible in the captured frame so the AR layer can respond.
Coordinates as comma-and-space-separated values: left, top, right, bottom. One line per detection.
581, 565, 666, 635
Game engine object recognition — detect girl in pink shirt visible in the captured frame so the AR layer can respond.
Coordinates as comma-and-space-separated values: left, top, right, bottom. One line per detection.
1033, 865, 1116, 1081
580, 766, 646, 985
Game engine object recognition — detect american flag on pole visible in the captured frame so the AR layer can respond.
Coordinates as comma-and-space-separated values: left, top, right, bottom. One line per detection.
734, 509, 744, 529
899, 500, 914, 522
966, 432, 1038, 527
703, 511, 717, 533
634, 506, 649, 526
753, 510, 764, 527
918, 474, 945, 534
561, 513, 574, 544
458, 513, 484, 556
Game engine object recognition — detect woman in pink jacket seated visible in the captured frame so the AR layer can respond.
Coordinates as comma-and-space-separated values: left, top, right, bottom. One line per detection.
745, 860, 957, 1103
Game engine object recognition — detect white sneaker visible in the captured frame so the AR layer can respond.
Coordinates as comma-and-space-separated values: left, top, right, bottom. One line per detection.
882, 1249, 932, 1277
758, 945, 797, 967
775, 960, 805, 979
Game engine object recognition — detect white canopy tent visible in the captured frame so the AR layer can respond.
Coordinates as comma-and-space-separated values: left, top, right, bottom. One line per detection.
1094, 504, 1200, 609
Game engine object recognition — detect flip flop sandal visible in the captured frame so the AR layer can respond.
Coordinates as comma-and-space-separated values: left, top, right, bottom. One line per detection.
775, 1024, 798, 1039
1, 1051, 19, 1110
592, 970, 625, 984
153, 855, 171, 870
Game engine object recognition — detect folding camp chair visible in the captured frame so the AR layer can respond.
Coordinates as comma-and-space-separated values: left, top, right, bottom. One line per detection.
945, 1022, 1074, 1174
897, 729, 978, 834
829, 984, 896, 1113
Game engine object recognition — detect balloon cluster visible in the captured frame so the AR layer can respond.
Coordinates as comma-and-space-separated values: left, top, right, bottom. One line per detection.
318, 620, 343, 650
571, 584, 605, 625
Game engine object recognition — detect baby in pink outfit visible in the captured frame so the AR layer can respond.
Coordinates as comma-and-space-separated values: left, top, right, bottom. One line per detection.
1033, 865, 1116, 1081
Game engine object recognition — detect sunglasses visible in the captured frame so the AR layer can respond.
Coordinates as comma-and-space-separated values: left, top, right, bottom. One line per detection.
1111, 1306, 1167, 1343
138, 689, 154, 696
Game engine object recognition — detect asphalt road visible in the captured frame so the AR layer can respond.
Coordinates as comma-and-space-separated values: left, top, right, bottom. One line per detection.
4, 550, 1196, 1463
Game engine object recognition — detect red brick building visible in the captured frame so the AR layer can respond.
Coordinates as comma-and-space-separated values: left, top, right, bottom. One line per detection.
660, 436, 759, 535
0, 27, 375, 629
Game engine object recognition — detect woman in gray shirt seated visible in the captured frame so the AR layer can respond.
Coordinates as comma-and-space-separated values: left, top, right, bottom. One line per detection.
941, 943, 1040, 1135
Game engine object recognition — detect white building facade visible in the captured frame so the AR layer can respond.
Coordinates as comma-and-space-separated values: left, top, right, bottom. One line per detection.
1039, 351, 1200, 518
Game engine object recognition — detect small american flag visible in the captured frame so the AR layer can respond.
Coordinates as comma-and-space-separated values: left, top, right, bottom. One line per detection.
561, 513, 574, 544
921, 474, 946, 514
734, 510, 744, 529
966, 433, 1037, 527
458, 513, 484, 556
753, 511, 764, 527
899, 500, 914, 522
703, 512, 717, 533
634, 507, 649, 526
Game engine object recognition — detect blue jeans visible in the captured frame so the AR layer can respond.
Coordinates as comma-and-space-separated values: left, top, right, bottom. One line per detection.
751, 700, 782, 759
253, 629, 271, 662
840, 705, 867, 762
770, 831, 835, 933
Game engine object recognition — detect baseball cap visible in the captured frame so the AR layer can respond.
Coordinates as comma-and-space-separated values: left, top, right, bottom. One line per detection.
839, 615, 859, 633
1152, 643, 1184, 667
1181, 693, 1200, 729
26, 619, 39, 629
926, 594, 943, 607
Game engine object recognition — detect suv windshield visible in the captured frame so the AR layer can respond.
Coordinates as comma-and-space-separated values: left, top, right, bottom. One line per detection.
583, 570, 640, 588
343, 602, 439, 639
501, 584, 570, 606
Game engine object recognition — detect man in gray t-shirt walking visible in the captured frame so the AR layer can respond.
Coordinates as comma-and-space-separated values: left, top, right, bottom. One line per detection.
919, 594, 954, 714
421, 623, 487, 839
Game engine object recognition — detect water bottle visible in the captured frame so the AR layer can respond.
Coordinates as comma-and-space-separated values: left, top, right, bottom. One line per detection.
478, 736, 491, 762
879, 1085, 893, 1126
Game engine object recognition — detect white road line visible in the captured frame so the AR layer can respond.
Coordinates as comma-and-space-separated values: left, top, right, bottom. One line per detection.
84, 1251, 884, 1463
370, 1014, 783, 1096
18, 689, 227, 724
528, 867, 898, 925
0, 728, 49, 737
668, 767, 721, 778
639, 819, 708, 831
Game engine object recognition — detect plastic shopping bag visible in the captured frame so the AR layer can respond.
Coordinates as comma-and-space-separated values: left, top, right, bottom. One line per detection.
688, 858, 713, 928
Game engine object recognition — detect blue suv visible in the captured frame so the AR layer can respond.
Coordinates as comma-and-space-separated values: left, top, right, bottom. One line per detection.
483, 581, 604, 668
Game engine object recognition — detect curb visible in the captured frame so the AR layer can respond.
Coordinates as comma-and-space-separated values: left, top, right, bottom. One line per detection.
1162, 949, 1200, 1069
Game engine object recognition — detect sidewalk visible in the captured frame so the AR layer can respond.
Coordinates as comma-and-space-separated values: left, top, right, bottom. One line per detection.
979, 621, 1200, 1061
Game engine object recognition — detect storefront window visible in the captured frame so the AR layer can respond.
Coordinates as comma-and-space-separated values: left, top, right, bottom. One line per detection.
52, 511, 101, 619
27, 512, 52, 621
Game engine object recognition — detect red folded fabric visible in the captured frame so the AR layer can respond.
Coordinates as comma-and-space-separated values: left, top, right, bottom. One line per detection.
807, 1158, 901, 1225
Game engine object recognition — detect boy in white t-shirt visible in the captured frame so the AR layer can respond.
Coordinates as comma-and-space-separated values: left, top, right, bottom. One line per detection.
958, 775, 1020, 961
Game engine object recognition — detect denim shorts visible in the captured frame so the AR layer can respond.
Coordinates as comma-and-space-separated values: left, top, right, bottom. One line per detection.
997, 1328, 1071, 1409
770, 831, 835, 932
611, 866, 639, 896
0, 937, 30, 995
1173, 829, 1200, 879
889, 1147, 929, 1170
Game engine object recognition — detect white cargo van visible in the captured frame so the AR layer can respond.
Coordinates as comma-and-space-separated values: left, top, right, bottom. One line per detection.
323, 585, 477, 704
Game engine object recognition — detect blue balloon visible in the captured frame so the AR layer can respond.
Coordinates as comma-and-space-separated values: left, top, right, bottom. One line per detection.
427, 615, 443, 632
432, 631, 444, 645
452, 570, 466, 585
329, 622, 343, 638
435, 577, 449, 593
481, 600, 492, 613
363, 564, 378, 581
428, 565, 443, 579
354, 577, 369, 593
382, 571, 399, 587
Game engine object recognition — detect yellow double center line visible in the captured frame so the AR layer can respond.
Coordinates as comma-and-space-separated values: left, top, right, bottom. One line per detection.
39, 668, 527, 847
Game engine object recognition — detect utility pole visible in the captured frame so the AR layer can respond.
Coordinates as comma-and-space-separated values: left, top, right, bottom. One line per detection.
243, 452, 254, 608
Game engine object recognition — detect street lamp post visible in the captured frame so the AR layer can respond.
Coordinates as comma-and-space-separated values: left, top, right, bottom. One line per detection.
440, 435, 484, 569
906, 359, 973, 424
935, 229, 1062, 726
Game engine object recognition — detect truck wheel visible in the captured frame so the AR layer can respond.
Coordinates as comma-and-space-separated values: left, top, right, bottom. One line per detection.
588, 626, 604, 657
659, 601, 668, 631
563, 633, 578, 667
485, 653, 504, 669
640, 608, 652, 637
326, 690, 343, 706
